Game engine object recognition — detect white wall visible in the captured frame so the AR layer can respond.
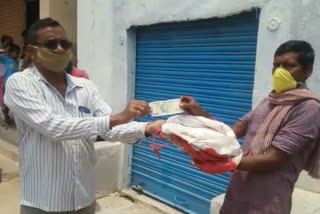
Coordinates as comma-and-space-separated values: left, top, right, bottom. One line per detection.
78, 0, 320, 191
77, 0, 115, 111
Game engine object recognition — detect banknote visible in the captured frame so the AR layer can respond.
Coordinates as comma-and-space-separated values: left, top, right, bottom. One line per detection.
149, 99, 184, 117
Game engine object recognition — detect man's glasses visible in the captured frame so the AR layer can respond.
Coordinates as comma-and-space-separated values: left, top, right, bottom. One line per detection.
34, 40, 72, 50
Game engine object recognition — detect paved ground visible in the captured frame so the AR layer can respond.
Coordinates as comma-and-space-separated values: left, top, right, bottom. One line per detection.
96, 194, 167, 214
0, 153, 168, 214
0, 183, 167, 214
0, 154, 19, 182
0, 179, 167, 214
0, 179, 20, 214
0, 116, 18, 146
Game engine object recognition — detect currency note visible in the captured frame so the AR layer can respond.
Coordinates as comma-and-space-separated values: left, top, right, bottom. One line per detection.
149, 99, 184, 117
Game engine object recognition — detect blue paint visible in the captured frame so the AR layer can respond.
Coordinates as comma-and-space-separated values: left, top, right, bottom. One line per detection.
132, 10, 258, 214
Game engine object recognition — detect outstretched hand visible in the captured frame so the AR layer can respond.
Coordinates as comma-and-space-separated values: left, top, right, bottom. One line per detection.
110, 100, 151, 128
145, 120, 166, 136
179, 96, 211, 118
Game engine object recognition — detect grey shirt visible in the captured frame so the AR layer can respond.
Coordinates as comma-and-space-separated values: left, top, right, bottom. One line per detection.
220, 95, 320, 214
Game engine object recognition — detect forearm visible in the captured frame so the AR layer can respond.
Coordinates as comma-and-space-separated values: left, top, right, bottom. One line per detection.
237, 147, 288, 171
232, 120, 247, 139
100, 121, 147, 144
10, 104, 109, 141
110, 114, 128, 129
198, 109, 211, 118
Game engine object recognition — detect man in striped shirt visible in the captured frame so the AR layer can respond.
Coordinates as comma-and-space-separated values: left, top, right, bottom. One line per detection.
4, 18, 165, 214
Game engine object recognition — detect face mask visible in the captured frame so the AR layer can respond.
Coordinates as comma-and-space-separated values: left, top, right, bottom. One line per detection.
35, 47, 72, 72
273, 67, 297, 93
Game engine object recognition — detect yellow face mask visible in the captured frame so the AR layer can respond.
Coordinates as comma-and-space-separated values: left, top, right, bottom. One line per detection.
273, 67, 297, 93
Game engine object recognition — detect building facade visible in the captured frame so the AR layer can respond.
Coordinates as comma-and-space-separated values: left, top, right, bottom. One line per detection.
77, 1, 320, 213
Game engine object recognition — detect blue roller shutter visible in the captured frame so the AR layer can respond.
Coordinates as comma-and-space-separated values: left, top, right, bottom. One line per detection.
132, 11, 259, 214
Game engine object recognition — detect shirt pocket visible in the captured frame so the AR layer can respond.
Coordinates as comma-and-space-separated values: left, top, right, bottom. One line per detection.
78, 106, 93, 118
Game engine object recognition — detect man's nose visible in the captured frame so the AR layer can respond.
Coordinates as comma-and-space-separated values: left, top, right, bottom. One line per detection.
54, 43, 65, 54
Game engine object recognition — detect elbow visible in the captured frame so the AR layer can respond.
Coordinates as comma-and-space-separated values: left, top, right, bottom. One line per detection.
269, 147, 289, 167
38, 122, 65, 142
267, 157, 287, 170
45, 130, 64, 142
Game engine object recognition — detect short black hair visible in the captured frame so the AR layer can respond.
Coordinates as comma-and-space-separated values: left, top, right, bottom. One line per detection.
1, 35, 13, 48
275, 40, 315, 69
27, 18, 64, 44
8, 44, 21, 54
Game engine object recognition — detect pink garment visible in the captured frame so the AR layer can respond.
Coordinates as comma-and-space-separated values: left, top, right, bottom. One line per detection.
70, 67, 89, 79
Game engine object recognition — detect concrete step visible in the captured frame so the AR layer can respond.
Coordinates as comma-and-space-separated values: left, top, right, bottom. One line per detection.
210, 187, 320, 214
0, 119, 19, 162
96, 193, 169, 214
0, 154, 19, 182
0, 179, 20, 214
0, 138, 19, 163
121, 189, 185, 214
0, 118, 19, 146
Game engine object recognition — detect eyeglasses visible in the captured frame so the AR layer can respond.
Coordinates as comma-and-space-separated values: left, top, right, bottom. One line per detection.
34, 39, 72, 50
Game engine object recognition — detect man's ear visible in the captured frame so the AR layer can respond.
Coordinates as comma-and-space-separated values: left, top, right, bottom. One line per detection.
26, 45, 37, 61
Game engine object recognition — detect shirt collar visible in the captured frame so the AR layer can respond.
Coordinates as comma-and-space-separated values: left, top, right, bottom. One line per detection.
30, 65, 84, 91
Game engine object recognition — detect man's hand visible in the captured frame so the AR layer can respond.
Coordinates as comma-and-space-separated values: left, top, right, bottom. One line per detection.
179, 96, 211, 118
232, 120, 248, 139
145, 120, 166, 136
123, 100, 151, 120
110, 100, 151, 128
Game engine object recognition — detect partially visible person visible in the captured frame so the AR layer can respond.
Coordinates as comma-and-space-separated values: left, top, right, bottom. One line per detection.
0, 63, 4, 106
0, 43, 20, 126
0, 35, 13, 55
180, 40, 320, 214
66, 61, 89, 79
19, 30, 32, 72
3, 43, 20, 85
7, 43, 20, 61
0, 35, 14, 115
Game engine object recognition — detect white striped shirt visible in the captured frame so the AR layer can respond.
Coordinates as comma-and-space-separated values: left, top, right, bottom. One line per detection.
4, 66, 147, 212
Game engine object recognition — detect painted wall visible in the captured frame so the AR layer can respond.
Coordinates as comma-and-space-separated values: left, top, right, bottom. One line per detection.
77, 0, 320, 191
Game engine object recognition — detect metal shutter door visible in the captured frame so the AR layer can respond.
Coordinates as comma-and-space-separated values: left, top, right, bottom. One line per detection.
0, 0, 26, 46
132, 11, 259, 214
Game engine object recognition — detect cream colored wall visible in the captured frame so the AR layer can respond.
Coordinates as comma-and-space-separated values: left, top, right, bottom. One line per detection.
40, 0, 77, 64
39, 0, 50, 18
